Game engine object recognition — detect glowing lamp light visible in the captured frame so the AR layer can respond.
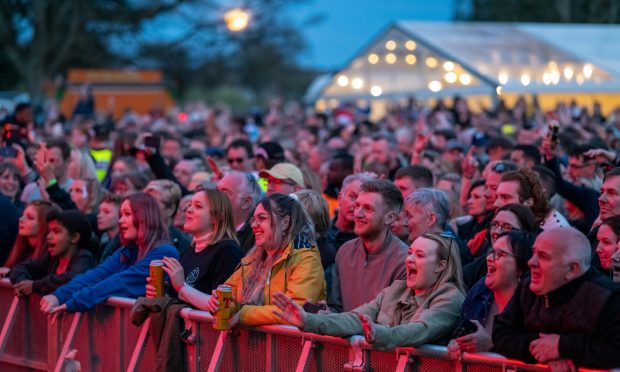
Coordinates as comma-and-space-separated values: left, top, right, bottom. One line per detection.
385, 40, 397, 51
459, 73, 472, 85
426, 57, 438, 68
498, 72, 508, 85
368, 53, 379, 64
563, 67, 574, 80
385, 53, 397, 64
444, 72, 457, 83
551, 70, 561, 85
351, 78, 364, 90
496, 86, 504, 95
543, 72, 552, 85
428, 80, 442, 92
405, 40, 417, 50
520, 74, 531, 86
583, 63, 593, 78
370, 85, 382, 97
405, 54, 417, 65
576, 74, 585, 85
224, 8, 250, 32
443, 61, 455, 71
177, 112, 188, 122
337, 75, 349, 87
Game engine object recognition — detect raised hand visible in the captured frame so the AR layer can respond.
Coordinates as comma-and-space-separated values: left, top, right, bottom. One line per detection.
271, 292, 307, 329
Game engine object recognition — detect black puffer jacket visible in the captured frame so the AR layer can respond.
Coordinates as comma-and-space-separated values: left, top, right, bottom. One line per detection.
493, 268, 620, 369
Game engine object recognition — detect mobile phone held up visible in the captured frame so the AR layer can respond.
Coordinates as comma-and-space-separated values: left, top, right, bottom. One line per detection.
144, 135, 161, 149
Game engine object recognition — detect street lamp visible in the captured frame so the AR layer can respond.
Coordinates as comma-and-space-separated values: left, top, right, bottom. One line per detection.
224, 8, 250, 32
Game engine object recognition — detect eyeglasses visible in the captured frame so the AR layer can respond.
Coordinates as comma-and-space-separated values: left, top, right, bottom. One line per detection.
228, 157, 246, 164
250, 214, 270, 226
487, 248, 515, 261
490, 221, 518, 232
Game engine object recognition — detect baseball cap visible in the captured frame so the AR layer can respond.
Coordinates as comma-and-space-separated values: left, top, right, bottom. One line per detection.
259, 163, 305, 188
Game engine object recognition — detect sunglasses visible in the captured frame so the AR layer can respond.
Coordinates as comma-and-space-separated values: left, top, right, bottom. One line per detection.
228, 157, 246, 164
492, 162, 510, 173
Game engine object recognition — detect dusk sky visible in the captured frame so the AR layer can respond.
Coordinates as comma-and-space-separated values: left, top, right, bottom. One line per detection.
289, 0, 455, 70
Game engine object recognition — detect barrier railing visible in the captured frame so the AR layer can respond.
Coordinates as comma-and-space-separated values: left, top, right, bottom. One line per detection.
0, 279, 611, 371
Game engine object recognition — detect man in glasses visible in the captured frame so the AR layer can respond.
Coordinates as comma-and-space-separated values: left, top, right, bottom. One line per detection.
493, 227, 620, 370
226, 139, 255, 173
567, 145, 600, 191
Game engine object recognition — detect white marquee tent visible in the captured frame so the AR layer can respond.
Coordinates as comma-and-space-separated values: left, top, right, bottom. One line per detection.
306, 21, 620, 114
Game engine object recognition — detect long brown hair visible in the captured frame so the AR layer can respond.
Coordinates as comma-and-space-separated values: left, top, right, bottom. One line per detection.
120, 192, 170, 259
5, 200, 59, 267
196, 187, 237, 244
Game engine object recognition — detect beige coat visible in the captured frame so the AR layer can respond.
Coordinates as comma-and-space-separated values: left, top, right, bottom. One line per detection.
303, 280, 464, 350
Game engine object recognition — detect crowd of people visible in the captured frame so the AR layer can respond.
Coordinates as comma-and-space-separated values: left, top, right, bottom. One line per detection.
1, 94, 620, 370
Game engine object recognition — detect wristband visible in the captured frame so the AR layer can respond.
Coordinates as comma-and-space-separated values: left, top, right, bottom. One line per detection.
47, 178, 58, 188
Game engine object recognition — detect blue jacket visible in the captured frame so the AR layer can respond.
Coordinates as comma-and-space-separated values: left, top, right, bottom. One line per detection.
452, 277, 494, 338
54, 243, 179, 312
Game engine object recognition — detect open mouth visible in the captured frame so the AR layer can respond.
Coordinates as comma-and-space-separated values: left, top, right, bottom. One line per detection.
487, 264, 496, 274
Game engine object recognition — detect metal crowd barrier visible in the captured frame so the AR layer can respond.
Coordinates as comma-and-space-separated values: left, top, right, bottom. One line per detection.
0, 279, 611, 371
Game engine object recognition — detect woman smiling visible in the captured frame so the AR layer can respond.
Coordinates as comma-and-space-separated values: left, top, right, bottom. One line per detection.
272, 232, 465, 350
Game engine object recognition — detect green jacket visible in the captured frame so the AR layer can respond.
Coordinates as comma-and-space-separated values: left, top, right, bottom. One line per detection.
303, 280, 464, 350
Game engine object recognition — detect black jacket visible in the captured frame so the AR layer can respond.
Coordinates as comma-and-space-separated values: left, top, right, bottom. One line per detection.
9, 250, 96, 295
493, 268, 620, 369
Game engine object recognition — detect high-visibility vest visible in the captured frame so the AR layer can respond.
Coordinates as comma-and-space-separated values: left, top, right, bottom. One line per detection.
90, 148, 112, 182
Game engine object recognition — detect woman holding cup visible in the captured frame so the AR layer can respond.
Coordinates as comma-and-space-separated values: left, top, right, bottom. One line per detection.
184, 193, 326, 327
145, 187, 243, 299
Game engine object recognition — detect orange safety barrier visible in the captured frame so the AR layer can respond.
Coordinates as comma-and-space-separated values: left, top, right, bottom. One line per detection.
0, 279, 612, 372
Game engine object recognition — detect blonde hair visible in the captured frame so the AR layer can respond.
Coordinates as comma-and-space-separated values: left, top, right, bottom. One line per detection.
294, 189, 329, 237
69, 149, 98, 180
420, 232, 465, 294
196, 187, 237, 244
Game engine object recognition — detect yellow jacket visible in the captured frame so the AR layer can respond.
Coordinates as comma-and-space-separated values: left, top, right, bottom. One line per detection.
225, 237, 327, 326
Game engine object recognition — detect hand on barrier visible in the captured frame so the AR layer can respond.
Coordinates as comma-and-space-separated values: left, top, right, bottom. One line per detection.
358, 313, 376, 344
40, 294, 60, 313
447, 340, 463, 360
49, 304, 67, 325
453, 320, 491, 354
13, 280, 33, 297
206, 289, 219, 314
546, 359, 576, 372
271, 292, 306, 329
529, 333, 560, 364
161, 256, 185, 292
0, 267, 9, 278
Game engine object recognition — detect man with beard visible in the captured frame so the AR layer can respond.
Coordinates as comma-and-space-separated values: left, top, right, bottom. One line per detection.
328, 179, 408, 313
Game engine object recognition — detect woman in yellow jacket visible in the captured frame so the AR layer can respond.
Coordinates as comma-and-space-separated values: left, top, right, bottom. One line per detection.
180, 193, 326, 327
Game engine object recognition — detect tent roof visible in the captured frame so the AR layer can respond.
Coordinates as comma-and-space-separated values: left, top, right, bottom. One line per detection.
308, 21, 620, 102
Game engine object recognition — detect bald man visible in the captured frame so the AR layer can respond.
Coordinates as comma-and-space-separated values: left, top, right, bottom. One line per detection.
493, 228, 620, 370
